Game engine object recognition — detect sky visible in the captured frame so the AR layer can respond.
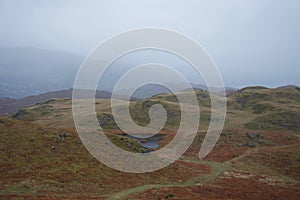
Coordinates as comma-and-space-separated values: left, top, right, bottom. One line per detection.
0, 0, 299, 88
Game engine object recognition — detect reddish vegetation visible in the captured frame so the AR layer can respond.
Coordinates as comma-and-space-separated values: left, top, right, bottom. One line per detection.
127, 175, 300, 200
0, 117, 211, 198
1, 116, 300, 199
203, 143, 249, 162
176, 160, 211, 173
238, 144, 300, 179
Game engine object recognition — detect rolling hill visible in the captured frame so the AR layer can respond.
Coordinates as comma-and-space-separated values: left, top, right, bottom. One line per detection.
0, 89, 112, 116
1, 85, 299, 199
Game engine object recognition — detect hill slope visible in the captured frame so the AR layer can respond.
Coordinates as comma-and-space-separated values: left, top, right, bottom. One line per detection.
1, 86, 300, 199
0, 116, 211, 198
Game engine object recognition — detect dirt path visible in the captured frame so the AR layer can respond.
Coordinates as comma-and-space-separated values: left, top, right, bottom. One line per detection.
108, 159, 230, 200
108, 144, 300, 200
225, 147, 260, 164
225, 144, 300, 185
226, 143, 300, 165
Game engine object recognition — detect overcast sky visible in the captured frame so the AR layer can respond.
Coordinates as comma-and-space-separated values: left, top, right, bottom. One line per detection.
0, 0, 299, 87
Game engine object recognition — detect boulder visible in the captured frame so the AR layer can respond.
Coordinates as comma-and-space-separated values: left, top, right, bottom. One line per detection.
246, 132, 255, 138
246, 132, 263, 139
240, 141, 256, 147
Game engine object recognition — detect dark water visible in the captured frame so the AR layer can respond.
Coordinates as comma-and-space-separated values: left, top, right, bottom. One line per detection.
124, 134, 165, 149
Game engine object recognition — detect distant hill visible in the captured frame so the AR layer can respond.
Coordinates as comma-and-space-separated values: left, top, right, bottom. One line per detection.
277, 85, 300, 90
12, 85, 300, 133
0, 46, 83, 98
0, 89, 112, 116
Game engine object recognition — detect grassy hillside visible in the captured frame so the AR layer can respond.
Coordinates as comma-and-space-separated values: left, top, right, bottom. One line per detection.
229, 86, 300, 132
0, 116, 211, 198
3, 86, 300, 199
12, 86, 300, 133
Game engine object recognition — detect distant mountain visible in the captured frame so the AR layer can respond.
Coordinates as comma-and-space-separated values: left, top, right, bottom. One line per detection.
0, 83, 239, 116
277, 85, 300, 90
119, 83, 190, 99
118, 83, 238, 99
182, 83, 238, 97
0, 46, 239, 99
0, 46, 83, 98
0, 89, 112, 116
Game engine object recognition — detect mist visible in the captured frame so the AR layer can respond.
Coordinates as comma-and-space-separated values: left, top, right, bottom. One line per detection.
0, 0, 299, 95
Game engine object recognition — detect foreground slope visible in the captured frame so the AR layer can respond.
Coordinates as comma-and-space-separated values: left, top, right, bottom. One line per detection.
0, 116, 211, 199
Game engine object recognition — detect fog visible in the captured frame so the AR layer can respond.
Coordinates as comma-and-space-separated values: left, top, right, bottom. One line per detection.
0, 0, 299, 90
